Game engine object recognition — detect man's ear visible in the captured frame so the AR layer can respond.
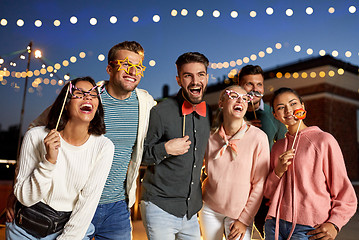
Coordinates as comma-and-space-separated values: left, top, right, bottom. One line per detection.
176, 76, 182, 87
106, 65, 112, 75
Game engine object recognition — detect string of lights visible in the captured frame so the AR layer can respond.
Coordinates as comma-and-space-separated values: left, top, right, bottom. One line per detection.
0, 5, 357, 28
210, 43, 359, 72
220, 68, 352, 88
1, 39, 358, 94
1, 43, 358, 92
2, 42, 358, 79
0, 51, 157, 85
0, 45, 73, 92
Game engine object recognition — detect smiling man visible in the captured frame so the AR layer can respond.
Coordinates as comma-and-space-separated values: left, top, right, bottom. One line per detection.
238, 65, 287, 149
140, 52, 211, 240
237, 65, 287, 238
87, 41, 155, 240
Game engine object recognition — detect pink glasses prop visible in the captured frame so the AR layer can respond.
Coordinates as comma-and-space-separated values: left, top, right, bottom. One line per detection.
69, 82, 104, 99
225, 90, 253, 102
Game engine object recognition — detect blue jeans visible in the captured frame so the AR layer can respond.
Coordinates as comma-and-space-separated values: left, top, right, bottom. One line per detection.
265, 218, 315, 240
5, 221, 94, 240
88, 200, 131, 240
140, 200, 201, 240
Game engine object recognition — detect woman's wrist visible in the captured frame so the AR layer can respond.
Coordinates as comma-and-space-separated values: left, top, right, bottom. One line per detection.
329, 222, 339, 233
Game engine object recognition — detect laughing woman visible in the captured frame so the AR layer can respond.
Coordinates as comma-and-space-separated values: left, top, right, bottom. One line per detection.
264, 87, 357, 240
6, 77, 114, 240
199, 85, 270, 240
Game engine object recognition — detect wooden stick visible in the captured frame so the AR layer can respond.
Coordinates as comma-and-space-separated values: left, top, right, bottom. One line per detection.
55, 85, 70, 131
182, 115, 186, 137
291, 119, 302, 149
251, 100, 257, 119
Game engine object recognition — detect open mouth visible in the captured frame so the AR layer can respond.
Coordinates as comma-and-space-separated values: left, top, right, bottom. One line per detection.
80, 103, 93, 113
189, 87, 201, 95
124, 76, 136, 82
234, 105, 243, 111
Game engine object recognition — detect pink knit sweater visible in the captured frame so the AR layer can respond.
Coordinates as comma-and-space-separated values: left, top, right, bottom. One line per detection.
264, 126, 357, 232
202, 125, 270, 226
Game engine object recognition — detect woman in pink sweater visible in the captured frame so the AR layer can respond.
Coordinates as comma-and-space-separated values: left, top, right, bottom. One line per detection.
264, 87, 357, 240
199, 85, 270, 240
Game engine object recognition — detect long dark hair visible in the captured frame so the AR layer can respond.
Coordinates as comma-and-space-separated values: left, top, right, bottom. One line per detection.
46, 76, 106, 135
270, 87, 304, 113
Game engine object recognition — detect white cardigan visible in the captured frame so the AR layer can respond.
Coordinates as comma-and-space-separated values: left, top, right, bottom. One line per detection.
126, 88, 155, 207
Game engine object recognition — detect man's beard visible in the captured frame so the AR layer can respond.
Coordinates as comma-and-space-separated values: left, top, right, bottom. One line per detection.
182, 85, 207, 105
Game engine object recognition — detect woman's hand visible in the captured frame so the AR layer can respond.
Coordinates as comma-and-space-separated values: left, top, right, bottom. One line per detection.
44, 129, 61, 164
274, 149, 295, 178
307, 222, 338, 240
228, 220, 247, 240
5, 192, 16, 222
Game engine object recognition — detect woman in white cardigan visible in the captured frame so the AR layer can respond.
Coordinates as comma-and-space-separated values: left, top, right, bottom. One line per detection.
6, 77, 114, 240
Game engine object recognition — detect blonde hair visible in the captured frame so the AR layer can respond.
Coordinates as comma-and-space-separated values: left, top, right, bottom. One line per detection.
211, 85, 246, 133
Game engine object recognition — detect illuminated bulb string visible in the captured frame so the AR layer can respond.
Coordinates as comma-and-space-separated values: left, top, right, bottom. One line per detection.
0, 5, 357, 27
209, 44, 358, 72
1, 45, 358, 89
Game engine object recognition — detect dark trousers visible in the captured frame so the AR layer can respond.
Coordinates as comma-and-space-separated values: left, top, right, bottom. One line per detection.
254, 197, 269, 238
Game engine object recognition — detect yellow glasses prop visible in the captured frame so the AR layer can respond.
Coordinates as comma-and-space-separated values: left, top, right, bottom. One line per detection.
111, 57, 146, 77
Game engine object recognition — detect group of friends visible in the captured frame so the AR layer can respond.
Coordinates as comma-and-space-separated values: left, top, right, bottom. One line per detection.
5, 41, 358, 240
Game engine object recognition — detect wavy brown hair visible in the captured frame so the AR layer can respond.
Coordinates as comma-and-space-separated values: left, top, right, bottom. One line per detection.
46, 76, 106, 135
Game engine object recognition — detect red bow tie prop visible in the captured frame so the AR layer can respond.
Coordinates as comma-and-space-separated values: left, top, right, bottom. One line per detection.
182, 100, 206, 117
181, 100, 206, 137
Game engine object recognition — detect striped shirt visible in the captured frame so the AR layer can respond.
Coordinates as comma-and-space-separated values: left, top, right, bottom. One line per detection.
99, 88, 139, 204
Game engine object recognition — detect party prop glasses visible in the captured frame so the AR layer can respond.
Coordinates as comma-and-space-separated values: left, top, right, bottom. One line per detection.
70, 82, 103, 99
225, 90, 253, 102
110, 57, 146, 76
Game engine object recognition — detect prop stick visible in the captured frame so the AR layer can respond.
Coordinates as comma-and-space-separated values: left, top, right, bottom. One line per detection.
55, 85, 70, 131
251, 100, 257, 119
183, 115, 186, 137
291, 120, 302, 149
248, 91, 262, 120
291, 108, 307, 149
